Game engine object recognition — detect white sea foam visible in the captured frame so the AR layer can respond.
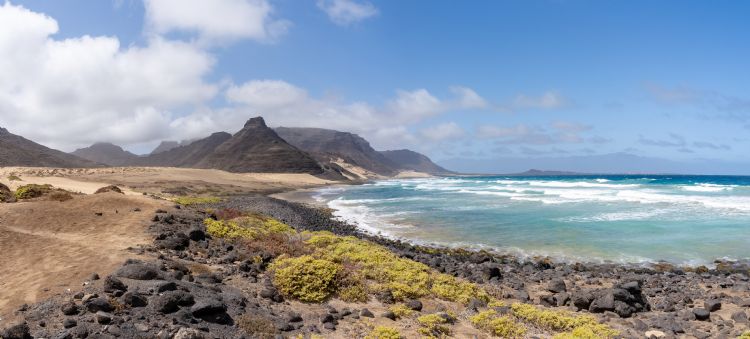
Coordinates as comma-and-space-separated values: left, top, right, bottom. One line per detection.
681, 183, 736, 192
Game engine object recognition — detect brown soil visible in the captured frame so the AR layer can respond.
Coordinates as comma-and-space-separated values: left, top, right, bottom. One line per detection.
0, 193, 170, 317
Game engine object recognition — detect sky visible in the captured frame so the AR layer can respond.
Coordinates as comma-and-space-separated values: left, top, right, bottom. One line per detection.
0, 0, 749, 173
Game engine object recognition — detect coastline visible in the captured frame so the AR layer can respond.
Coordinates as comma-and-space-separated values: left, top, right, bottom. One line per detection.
272, 184, 750, 272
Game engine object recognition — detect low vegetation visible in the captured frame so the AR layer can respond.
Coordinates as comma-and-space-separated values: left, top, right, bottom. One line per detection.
470, 310, 527, 338
365, 326, 402, 339
7, 174, 22, 181
511, 303, 618, 338
203, 213, 618, 338
417, 313, 452, 337
173, 196, 222, 206
268, 255, 340, 303
14, 184, 53, 200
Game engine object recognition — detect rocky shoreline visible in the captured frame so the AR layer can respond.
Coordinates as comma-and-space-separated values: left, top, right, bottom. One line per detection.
1, 193, 749, 338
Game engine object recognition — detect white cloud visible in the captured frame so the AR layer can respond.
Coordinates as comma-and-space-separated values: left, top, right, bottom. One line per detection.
316, 0, 378, 26
143, 0, 290, 43
512, 91, 566, 109
226, 80, 308, 108
179, 80, 486, 150
419, 122, 465, 142
450, 86, 488, 109
0, 2, 216, 150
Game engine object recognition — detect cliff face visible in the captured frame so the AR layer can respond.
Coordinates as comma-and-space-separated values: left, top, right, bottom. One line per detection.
0, 127, 100, 168
380, 149, 453, 175
275, 127, 399, 176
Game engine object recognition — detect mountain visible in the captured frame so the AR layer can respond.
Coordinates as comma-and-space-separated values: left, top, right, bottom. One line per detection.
150, 139, 198, 155
0, 127, 99, 168
275, 127, 398, 176
150, 141, 180, 155
137, 132, 232, 167
71, 142, 139, 166
380, 149, 454, 175
196, 118, 324, 174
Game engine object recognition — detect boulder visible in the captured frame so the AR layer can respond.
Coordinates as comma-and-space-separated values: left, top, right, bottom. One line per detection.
547, 278, 567, 293
103, 275, 127, 293
155, 232, 190, 251
0, 183, 14, 203
693, 308, 710, 321
94, 185, 123, 194
0, 323, 31, 339
114, 262, 162, 280
704, 299, 721, 312
85, 297, 114, 313
589, 292, 615, 313
405, 299, 423, 311
191, 299, 231, 324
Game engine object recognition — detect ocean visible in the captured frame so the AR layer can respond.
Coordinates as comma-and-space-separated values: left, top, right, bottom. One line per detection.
312, 175, 750, 266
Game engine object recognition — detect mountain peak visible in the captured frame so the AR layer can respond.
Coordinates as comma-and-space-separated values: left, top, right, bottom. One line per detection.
244, 116, 267, 129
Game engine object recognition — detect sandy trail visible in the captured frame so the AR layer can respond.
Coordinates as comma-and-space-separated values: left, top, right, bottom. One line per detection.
0, 193, 170, 317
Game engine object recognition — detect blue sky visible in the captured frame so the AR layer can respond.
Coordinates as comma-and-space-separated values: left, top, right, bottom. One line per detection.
2, 0, 749, 173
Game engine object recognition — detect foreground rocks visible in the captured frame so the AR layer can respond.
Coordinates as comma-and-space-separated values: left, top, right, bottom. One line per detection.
2, 194, 749, 338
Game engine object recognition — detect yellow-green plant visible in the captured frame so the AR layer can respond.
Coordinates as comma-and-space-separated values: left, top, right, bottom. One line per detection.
511, 303, 618, 338
431, 273, 490, 304
14, 184, 52, 200
417, 313, 451, 338
738, 332, 750, 339
269, 255, 340, 302
307, 233, 432, 300
174, 196, 221, 205
470, 310, 527, 338
389, 303, 415, 318
365, 326, 402, 339
204, 216, 295, 239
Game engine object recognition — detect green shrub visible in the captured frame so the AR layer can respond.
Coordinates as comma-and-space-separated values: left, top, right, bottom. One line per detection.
470, 310, 527, 338
389, 304, 415, 318
7, 174, 21, 181
417, 313, 451, 338
174, 196, 221, 205
430, 273, 490, 304
204, 215, 295, 240
511, 303, 618, 338
365, 326, 402, 339
739, 332, 750, 339
269, 255, 340, 303
15, 184, 52, 200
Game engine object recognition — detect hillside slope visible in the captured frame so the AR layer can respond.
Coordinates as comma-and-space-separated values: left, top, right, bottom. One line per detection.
197, 118, 324, 174
380, 149, 454, 174
71, 142, 139, 166
0, 127, 99, 168
275, 127, 398, 176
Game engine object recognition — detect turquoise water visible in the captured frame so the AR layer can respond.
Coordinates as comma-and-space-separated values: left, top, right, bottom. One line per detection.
313, 175, 750, 265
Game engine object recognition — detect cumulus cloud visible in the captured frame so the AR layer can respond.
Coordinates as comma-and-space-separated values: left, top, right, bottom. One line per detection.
316, 0, 378, 26
0, 2, 216, 150
144, 0, 290, 43
419, 122, 465, 142
512, 91, 566, 109
196, 79, 486, 149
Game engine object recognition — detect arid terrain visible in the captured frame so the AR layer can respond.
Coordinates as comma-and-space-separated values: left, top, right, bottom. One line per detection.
1, 166, 749, 339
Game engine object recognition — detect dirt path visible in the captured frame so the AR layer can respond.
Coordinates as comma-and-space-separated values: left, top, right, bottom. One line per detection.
0, 192, 170, 317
